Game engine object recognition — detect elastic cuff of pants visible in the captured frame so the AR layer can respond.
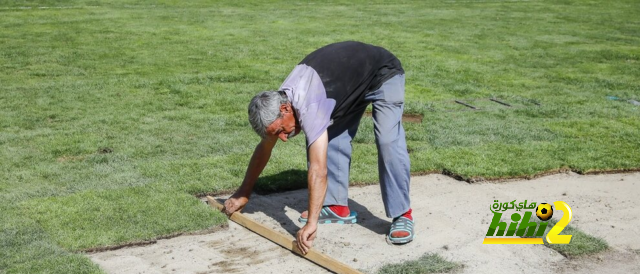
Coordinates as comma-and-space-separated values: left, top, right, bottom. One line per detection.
388, 206, 411, 219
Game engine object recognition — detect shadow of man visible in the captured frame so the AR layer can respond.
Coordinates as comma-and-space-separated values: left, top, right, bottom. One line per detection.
214, 169, 391, 237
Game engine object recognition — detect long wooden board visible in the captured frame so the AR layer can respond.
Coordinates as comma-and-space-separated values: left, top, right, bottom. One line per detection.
206, 196, 363, 274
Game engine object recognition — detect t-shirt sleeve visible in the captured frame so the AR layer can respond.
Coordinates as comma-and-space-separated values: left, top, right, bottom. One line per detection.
299, 99, 335, 147
280, 65, 335, 147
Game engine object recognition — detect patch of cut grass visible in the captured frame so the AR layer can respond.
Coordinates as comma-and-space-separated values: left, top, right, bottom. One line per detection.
0, 204, 102, 273
377, 253, 462, 274
544, 221, 609, 258
22, 187, 226, 250
5, 254, 103, 274
524, 219, 609, 258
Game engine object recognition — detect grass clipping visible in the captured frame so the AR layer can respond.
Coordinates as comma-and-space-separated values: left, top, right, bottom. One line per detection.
526, 219, 609, 258
546, 222, 608, 257
377, 253, 462, 274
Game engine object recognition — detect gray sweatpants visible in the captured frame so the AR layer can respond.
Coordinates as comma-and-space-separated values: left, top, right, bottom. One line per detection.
322, 74, 411, 218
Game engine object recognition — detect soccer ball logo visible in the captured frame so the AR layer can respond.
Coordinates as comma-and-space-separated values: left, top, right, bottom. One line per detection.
536, 203, 553, 221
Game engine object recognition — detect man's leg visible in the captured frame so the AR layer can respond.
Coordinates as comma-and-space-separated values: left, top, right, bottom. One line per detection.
323, 109, 366, 207
299, 106, 366, 223
365, 74, 411, 219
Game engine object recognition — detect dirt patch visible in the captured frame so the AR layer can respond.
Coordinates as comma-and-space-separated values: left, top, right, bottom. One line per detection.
98, 147, 114, 154
83, 227, 226, 253
556, 250, 640, 274
89, 172, 640, 274
364, 111, 423, 123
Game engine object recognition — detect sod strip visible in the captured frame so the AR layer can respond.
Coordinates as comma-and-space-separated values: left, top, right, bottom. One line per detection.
524, 219, 609, 258
377, 253, 462, 274
544, 223, 609, 258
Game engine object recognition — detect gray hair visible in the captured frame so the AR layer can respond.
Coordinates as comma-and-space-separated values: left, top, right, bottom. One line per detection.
248, 90, 289, 139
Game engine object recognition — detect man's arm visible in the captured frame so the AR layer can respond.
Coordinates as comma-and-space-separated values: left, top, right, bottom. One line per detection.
223, 136, 277, 215
296, 130, 328, 254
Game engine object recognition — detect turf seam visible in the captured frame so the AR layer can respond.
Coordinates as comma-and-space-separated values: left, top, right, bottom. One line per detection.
195, 168, 640, 196
420, 167, 640, 184
80, 225, 228, 254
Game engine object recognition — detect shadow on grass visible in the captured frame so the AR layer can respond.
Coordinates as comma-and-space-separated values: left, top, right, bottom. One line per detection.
254, 169, 308, 194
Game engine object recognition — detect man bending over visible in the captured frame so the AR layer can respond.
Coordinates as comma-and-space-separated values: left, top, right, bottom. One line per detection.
223, 41, 413, 254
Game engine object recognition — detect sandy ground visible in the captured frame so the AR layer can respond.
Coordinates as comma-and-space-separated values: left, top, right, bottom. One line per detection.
89, 172, 640, 274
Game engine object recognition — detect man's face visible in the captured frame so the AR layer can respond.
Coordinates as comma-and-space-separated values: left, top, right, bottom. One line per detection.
265, 103, 300, 142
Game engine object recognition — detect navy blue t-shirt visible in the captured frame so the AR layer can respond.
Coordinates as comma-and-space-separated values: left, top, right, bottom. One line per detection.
280, 41, 404, 145
299, 41, 404, 124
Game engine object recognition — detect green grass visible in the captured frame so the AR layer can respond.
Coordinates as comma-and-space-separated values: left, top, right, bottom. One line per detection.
377, 253, 462, 274
25, 187, 225, 250
543, 221, 609, 258
1, 0, 638, 272
522, 218, 609, 257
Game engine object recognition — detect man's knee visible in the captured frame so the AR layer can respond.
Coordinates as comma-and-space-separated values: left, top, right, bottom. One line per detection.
376, 135, 399, 150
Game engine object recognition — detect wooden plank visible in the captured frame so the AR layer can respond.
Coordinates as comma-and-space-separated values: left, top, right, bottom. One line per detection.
206, 196, 363, 274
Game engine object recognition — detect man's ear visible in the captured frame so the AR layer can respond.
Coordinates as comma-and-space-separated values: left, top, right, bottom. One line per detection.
280, 103, 291, 113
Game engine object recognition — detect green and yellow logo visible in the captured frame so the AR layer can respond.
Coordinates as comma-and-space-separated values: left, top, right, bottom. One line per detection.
483, 200, 573, 244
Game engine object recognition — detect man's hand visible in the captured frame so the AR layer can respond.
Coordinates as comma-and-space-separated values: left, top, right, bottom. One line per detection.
222, 195, 248, 216
296, 223, 317, 255
295, 130, 327, 255
223, 138, 277, 216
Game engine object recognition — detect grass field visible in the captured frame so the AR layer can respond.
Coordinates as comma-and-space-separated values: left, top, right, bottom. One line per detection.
1, 0, 639, 272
